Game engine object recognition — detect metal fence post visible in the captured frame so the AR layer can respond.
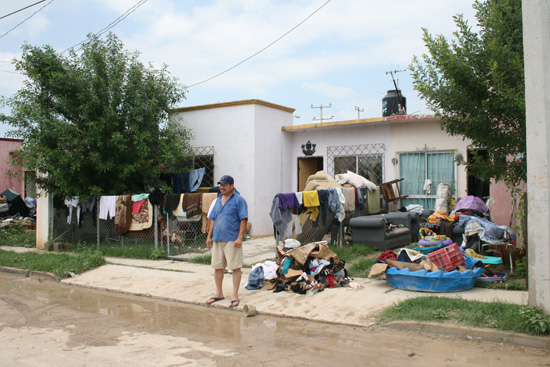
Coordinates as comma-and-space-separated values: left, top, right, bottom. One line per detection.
154, 204, 158, 249
96, 198, 100, 251
166, 212, 170, 257
49, 195, 54, 243
339, 221, 343, 247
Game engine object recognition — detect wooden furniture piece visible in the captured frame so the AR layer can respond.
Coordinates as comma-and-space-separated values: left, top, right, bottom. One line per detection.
381, 178, 409, 203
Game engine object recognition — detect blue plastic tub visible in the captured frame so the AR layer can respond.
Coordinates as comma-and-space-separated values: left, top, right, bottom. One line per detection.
385, 267, 485, 292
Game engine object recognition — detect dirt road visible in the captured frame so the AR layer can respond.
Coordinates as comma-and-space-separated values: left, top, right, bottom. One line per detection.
0, 272, 547, 367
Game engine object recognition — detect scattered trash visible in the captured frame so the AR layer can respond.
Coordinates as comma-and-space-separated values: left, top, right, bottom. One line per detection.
243, 304, 256, 317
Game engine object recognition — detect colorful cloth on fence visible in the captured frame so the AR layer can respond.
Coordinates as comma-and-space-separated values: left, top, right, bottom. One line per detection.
301, 190, 320, 225
115, 195, 133, 234
129, 199, 153, 231
276, 193, 300, 211
182, 192, 202, 218
341, 186, 356, 212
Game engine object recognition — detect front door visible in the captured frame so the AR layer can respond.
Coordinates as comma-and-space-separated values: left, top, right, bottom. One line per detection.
298, 157, 323, 191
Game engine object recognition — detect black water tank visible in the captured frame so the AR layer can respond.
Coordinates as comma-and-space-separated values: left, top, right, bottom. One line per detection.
382, 89, 406, 117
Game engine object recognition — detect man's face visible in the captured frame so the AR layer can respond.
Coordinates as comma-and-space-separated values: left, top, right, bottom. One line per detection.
219, 183, 233, 195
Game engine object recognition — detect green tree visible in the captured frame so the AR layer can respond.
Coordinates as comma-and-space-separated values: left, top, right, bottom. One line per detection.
1, 33, 193, 198
410, 0, 525, 184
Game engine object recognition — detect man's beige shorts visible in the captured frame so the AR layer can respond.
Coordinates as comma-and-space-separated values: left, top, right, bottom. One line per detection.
211, 241, 243, 270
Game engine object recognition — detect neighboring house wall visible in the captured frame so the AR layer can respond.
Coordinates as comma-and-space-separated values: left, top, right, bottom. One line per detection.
172, 100, 294, 236
0, 138, 24, 196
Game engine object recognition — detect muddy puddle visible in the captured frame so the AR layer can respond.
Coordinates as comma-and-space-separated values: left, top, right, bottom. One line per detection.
1, 272, 548, 367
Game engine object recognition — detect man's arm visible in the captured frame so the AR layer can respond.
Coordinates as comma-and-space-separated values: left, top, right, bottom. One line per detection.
206, 219, 215, 250
234, 218, 248, 248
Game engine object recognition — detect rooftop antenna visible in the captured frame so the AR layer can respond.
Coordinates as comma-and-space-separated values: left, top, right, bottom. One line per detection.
311, 104, 333, 123
355, 106, 364, 119
385, 69, 406, 114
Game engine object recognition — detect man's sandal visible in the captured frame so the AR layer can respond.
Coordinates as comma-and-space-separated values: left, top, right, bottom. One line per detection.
229, 300, 240, 308
206, 297, 224, 305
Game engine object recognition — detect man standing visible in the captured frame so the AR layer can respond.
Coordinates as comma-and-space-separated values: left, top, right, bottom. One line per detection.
205, 175, 248, 308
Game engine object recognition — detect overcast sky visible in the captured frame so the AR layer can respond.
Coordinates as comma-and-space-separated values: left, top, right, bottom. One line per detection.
0, 0, 478, 138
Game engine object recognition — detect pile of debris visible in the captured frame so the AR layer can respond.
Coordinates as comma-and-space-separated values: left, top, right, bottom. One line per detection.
0, 188, 36, 230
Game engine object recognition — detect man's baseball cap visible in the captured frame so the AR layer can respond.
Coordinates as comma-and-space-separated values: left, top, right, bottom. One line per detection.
218, 175, 234, 185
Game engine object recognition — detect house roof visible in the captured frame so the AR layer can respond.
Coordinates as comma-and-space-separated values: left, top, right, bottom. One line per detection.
282, 114, 438, 132
172, 99, 295, 114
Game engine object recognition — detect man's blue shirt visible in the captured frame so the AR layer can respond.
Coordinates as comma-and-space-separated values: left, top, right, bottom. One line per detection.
208, 192, 248, 241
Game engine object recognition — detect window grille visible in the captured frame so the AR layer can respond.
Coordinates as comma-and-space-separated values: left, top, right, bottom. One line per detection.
328, 144, 385, 184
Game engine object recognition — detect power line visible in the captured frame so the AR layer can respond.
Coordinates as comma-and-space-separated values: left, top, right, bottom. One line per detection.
188, 0, 333, 88
64, 0, 149, 53
0, 0, 47, 20
0, 70, 22, 75
0, 0, 54, 40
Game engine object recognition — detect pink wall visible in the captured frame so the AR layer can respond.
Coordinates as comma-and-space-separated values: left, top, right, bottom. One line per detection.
0, 138, 24, 195
490, 178, 527, 247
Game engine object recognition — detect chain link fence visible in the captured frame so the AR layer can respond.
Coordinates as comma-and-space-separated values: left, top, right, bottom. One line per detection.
51, 198, 208, 257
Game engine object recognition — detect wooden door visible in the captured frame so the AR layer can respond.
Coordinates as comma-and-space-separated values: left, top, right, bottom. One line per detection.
298, 157, 323, 191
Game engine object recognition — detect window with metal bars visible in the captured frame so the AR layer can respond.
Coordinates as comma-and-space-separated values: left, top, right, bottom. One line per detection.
327, 144, 385, 185
398, 150, 456, 209
183, 146, 214, 188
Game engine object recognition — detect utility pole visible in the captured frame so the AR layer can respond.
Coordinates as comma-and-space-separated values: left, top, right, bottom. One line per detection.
311, 104, 333, 123
355, 106, 364, 119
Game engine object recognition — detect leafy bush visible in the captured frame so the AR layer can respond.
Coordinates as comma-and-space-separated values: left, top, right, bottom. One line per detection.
515, 257, 527, 278
519, 306, 550, 335
149, 248, 166, 260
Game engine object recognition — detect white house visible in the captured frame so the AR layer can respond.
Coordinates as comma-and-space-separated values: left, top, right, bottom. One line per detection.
172, 99, 488, 238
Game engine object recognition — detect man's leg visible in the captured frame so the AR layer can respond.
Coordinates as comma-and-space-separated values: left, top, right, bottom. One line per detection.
214, 268, 224, 299
231, 268, 241, 301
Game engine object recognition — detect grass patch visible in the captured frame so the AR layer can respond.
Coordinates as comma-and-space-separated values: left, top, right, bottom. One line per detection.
0, 222, 36, 248
0, 248, 105, 279
346, 256, 377, 278
378, 296, 550, 336
330, 244, 379, 278
330, 243, 378, 260
96, 244, 155, 259
189, 253, 212, 265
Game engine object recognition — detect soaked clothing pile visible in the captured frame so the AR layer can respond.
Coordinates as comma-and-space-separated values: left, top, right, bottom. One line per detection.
245, 241, 353, 295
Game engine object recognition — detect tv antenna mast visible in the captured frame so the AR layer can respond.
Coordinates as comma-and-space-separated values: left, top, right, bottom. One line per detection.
385, 69, 406, 114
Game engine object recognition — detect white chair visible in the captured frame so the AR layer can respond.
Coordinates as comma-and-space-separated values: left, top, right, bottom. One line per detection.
480, 196, 514, 273
480, 232, 514, 273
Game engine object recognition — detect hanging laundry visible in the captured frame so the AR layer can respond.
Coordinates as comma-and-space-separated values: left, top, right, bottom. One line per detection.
301, 190, 320, 225
99, 196, 117, 220
64, 197, 80, 224
276, 193, 300, 211
115, 195, 133, 234
163, 193, 181, 213
182, 192, 202, 218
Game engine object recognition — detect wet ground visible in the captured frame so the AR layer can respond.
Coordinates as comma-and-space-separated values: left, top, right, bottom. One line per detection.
0, 272, 548, 367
